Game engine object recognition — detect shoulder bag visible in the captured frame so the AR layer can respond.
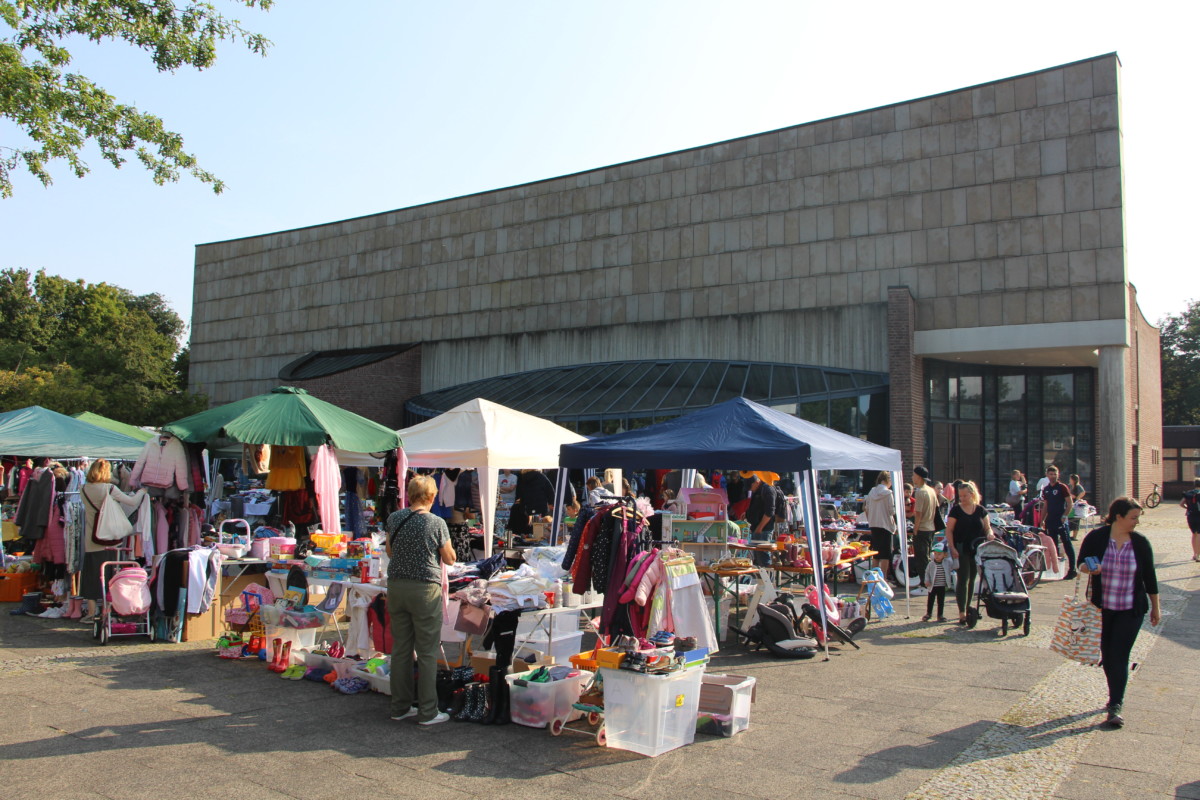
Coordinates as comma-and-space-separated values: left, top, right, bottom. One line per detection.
84, 485, 135, 545
1049, 574, 1102, 665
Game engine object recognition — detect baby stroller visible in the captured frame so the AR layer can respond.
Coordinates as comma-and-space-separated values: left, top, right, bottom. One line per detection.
94, 561, 155, 645
734, 598, 819, 658
968, 539, 1031, 636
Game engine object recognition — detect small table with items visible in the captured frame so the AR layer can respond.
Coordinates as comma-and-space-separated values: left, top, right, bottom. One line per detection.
696, 564, 760, 642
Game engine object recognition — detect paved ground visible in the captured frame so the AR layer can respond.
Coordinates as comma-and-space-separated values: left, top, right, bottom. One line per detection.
2, 505, 1197, 800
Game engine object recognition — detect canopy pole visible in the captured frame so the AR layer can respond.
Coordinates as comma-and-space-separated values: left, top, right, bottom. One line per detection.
795, 470, 830, 662
892, 470, 911, 618
550, 468, 570, 546
479, 468, 497, 558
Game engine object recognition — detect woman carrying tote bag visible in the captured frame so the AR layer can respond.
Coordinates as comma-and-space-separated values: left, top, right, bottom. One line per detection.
1077, 497, 1161, 729
80, 459, 146, 621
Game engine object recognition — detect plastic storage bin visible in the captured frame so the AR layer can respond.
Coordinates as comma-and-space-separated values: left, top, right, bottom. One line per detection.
264, 625, 321, 664
351, 662, 391, 694
516, 609, 580, 635
601, 664, 705, 757
505, 669, 593, 729
697, 674, 757, 736
0, 572, 38, 602
514, 630, 583, 665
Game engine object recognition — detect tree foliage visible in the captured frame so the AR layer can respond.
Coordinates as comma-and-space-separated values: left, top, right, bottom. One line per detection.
1160, 299, 1200, 425
0, 268, 207, 424
0, 0, 272, 198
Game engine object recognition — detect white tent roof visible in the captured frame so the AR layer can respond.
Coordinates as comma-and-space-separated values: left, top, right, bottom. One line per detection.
396, 398, 586, 469
758, 407, 902, 472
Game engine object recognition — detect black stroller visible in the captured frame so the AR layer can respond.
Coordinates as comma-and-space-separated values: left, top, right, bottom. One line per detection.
967, 539, 1031, 635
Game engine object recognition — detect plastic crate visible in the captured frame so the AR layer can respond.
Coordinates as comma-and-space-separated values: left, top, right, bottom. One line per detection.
697, 674, 756, 737
0, 572, 37, 602
600, 665, 705, 757
264, 625, 321, 665
351, 663, 391, 695
514, 630, 583, 665
505, 669, 593, 729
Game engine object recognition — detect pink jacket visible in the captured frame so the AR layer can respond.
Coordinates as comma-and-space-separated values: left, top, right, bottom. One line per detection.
130, 435, 190, 491
634, 554, 664, 606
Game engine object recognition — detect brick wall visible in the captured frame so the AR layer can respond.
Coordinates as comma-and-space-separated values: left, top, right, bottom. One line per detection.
1127, 287, 1162, 500
288, 347, 422, 431
888, 286, 924, 473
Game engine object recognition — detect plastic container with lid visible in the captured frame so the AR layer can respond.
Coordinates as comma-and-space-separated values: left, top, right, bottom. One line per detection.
504, 668, 592, 728
600, 664, 705, 757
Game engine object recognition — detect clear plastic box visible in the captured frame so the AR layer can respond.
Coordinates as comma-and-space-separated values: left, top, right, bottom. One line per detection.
514, 630, 583, 665
698, 674, 757, 736
600, 664, 705, 757
505, 669, 593, 729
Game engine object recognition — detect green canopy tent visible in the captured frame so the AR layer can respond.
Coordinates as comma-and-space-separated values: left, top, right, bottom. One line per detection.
72, 411, 155, 442
0, 406, 148, 460
163, 386, 401, 453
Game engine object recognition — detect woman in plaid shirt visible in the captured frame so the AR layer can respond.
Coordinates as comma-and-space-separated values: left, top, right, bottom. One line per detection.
1078, 497, 1161, 729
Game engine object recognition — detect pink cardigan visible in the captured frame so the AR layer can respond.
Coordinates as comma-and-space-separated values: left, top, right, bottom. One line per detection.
130, 436, 190, 491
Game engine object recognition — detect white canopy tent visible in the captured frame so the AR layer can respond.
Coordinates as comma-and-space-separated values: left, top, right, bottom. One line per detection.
395, 398, 586, 555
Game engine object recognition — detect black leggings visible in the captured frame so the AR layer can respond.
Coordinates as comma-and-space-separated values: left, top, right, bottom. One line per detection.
926, 586, 946, 618
955, 553, 977, 613
1100, 608, 1144, 708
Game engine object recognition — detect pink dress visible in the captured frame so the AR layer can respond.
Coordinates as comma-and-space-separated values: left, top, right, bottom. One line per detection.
310, 445, 342, 534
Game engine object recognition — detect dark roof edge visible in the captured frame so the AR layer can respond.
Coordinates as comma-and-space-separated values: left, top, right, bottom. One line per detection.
197, 53, 1120, 249
278, 343, 419, 381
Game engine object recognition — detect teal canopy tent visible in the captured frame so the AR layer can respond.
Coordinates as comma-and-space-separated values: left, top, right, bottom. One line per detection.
72, 411, 155, 442
0, 406, 147, 460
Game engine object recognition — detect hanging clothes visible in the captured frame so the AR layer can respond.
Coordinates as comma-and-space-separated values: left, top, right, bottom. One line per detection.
342, 467, 364, 538
310, 445, 342, 535
186, 547, 223, 614
131, 434, 190, 491
265, 446, 307, 491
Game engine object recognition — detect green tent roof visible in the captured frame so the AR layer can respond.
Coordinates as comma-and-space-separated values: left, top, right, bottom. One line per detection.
72, 411, 156, 442
163, 386, 401, 453
0, 406, 148, 460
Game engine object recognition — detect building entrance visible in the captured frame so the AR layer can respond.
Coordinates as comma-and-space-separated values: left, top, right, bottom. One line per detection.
931, 422, 982, 491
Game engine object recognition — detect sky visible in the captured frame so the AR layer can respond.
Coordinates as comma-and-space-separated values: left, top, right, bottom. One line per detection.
1, 0, 1196, 337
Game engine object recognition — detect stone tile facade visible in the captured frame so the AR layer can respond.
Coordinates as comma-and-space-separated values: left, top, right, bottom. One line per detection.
191, 55, 1128, 408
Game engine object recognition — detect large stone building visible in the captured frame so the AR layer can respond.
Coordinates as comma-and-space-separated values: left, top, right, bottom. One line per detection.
189, 53, 1161, 507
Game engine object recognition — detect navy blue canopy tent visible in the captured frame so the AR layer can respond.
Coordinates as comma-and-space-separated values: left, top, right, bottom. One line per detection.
558, 397, 909, 655
558, 397, 813, 472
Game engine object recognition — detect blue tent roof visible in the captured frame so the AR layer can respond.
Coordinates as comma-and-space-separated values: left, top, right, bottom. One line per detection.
559, 397, 813, 472
559, 397, 903, 473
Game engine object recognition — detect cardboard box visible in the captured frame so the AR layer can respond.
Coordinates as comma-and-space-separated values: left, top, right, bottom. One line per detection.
0, 571, 37, 602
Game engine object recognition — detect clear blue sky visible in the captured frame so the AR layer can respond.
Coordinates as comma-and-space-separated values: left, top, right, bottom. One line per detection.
1, 1, 1194, 336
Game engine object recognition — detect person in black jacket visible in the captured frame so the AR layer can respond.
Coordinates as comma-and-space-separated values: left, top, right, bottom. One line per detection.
1077, 497, 1161, 729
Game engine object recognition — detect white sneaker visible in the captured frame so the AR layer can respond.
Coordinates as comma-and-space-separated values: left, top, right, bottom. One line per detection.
37, 606, 64, 618
391, 708, 418, 721
418, 712, 449, 726
909, 587, 928, 597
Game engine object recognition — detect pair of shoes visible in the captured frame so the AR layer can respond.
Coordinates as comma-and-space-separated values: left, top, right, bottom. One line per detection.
37, 606, 64, 619
281, 664, 305, 680
1106, 703, 1124, 728
419, 711, 450, 726
920, 614, 930, 622
391, 707, 419, 721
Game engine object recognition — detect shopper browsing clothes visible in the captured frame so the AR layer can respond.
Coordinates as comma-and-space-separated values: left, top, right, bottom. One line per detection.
385, 474, 456, 726
1068, 473, 1087, 540
1180, 478, 1200, 562
865, 471, 897, 579
911, 466, 939, 587
1077, 497, 1161, 728
1040, 466, 1076, 579
1006, 469, 1028, 515
944, 481, 994, 625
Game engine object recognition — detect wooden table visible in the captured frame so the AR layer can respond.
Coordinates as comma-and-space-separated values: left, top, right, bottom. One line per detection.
696, 565, 760, 642
769, 550, 878, 594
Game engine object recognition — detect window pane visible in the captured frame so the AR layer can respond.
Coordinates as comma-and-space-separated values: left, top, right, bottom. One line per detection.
685, 362, 729, 407
713, 364, 749, 404
772, 366, 798, 399
1044, 374, 1074, 403
661, 362, 708, 409
800, 400, 827, 425
827, 372, 854, 391
798, 368, 825, 395
743, 364, 772, 401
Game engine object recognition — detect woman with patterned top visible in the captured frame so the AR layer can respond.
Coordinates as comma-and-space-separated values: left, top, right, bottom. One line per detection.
1077, 497, 1161, 729
384, 474, 456, 726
